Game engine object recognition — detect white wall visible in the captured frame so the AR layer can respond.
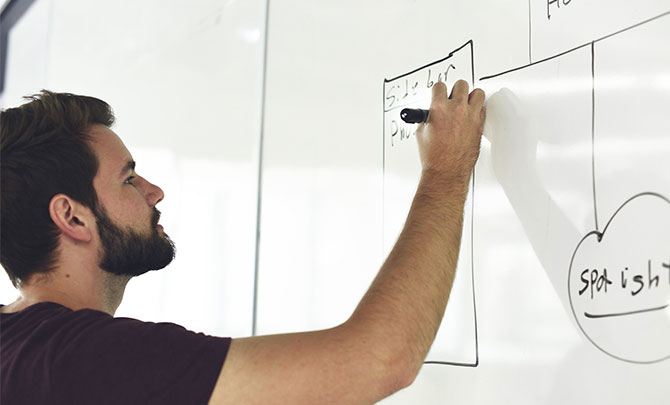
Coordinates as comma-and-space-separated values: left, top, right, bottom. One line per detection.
0, 0, 52, 305
1, 0, 266, 338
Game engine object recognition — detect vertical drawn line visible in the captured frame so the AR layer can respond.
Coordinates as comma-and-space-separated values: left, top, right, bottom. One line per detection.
591, 41, 599, 232
423, 172, 479, 368
465, 42, 480, 367
470, 45, 479, 366
392, 41, 479, 368
528, 0, 533, 63
382, 82, 386, 261
471, 170, 479, 366
252, 0, 272, 337
469, 40, 475, 88
0, 0, 39, 93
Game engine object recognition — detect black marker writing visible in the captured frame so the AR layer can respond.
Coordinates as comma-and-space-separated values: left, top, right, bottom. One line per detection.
444, 64, 456, 83
390, 119, 417, 147
399, 124, 413, 144
582, 260, 670, 298
411, 81, 419, 96
649, 259, 660, 289
632, 274, 644, 296
547, 0, 573, 20
386, 86, 398, 109
580, 268, 612, 299
426, 64, 456, 88
386, 62, 460, 111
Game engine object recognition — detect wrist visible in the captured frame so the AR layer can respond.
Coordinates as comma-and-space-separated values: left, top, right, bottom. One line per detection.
419, 168, 472, 197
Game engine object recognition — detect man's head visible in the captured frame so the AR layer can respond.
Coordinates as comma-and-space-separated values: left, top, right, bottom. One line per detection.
0, 91, 175, 288
86, 124, 175, 277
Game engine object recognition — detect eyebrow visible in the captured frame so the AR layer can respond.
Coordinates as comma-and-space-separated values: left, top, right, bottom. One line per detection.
119, 160, 136, 178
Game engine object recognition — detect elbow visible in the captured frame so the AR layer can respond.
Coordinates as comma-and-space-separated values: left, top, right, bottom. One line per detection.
377, 345, 422, 397
394, 355, 422, 392
337, 319, 423, 399
385, 367, 417, 396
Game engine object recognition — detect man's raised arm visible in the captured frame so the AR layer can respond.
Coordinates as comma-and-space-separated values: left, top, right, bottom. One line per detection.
209, 80, 486, 405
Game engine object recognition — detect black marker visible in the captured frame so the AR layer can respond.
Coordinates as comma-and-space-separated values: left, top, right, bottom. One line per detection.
400, 108, 429, 124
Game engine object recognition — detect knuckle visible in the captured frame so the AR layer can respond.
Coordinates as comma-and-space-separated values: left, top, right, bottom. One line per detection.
430, 98, 447, 112
453, 103, 468, 116
429, 101, 448, 117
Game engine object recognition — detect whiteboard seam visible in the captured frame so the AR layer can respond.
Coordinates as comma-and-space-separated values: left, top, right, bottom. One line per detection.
251, 0, 272, 337
528, 0, 533, 63
591, 41, 599, 232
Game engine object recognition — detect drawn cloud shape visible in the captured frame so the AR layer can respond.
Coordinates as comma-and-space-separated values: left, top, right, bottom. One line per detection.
568, 192, 670, 363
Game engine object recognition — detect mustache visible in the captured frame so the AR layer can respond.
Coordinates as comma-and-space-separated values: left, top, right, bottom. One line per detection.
152, 209, 161, 227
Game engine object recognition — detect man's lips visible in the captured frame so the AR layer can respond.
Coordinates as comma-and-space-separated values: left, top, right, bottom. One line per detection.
152, 209, 162, 228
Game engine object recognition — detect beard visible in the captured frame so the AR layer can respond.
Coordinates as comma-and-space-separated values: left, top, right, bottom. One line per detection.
95, 206, 176, 277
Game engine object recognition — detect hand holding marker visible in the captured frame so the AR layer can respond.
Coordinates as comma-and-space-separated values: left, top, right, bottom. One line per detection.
401, 80, 474, 124
400, 108, 430, 124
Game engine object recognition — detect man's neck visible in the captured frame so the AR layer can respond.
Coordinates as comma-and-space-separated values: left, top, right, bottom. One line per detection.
3, 270, 131, 316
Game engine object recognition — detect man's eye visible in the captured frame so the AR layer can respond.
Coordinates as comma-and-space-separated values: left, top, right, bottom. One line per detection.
125, 176, 136, 185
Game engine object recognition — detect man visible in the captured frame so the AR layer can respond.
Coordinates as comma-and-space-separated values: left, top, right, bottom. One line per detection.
0, 80, 485, 404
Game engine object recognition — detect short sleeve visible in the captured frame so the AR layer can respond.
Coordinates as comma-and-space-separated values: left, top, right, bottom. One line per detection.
48, 309, 231, 405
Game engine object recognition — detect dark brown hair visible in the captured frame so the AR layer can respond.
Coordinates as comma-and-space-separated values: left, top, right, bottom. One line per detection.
0, 90, 115, 287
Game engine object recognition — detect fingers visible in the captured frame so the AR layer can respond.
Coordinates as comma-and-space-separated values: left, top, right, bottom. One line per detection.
449, 80, 469, 102
447, 80, 485, 113
479, 106, 487, 134
430, 80, 485, 117
431, 81, 447, 104
468, 88, 486, 111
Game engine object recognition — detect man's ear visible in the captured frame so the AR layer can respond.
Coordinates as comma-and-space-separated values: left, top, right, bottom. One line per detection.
49, 194, 94, 243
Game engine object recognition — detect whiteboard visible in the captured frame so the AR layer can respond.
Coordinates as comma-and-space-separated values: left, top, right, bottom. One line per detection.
3, 0, 670, 403
257, 0, 670, 403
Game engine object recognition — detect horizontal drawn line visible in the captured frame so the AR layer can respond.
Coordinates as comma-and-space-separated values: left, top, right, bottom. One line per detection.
383, 102, 430, 113
480, 9, 670, 81
584, 304, 669, 319
480, 42, 589, 80
594, 9, 670, 43
424, 360, 478, 367
385, 40, 472, 83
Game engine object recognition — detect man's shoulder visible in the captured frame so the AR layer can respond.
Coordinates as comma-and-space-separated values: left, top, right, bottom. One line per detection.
0, 301, 76, 327
1, 301, 68, 314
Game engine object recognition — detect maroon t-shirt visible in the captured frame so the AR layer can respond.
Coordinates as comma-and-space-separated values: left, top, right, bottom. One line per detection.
0, 302, 231, 404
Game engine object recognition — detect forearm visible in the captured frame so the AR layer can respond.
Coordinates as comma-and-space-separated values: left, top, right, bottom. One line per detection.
347, 170, 471, 383
210, 81, 484, 405
344, 80, 485, 393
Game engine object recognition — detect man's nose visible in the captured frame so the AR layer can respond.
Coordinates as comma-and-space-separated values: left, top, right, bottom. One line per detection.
141, 176, 164, 206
